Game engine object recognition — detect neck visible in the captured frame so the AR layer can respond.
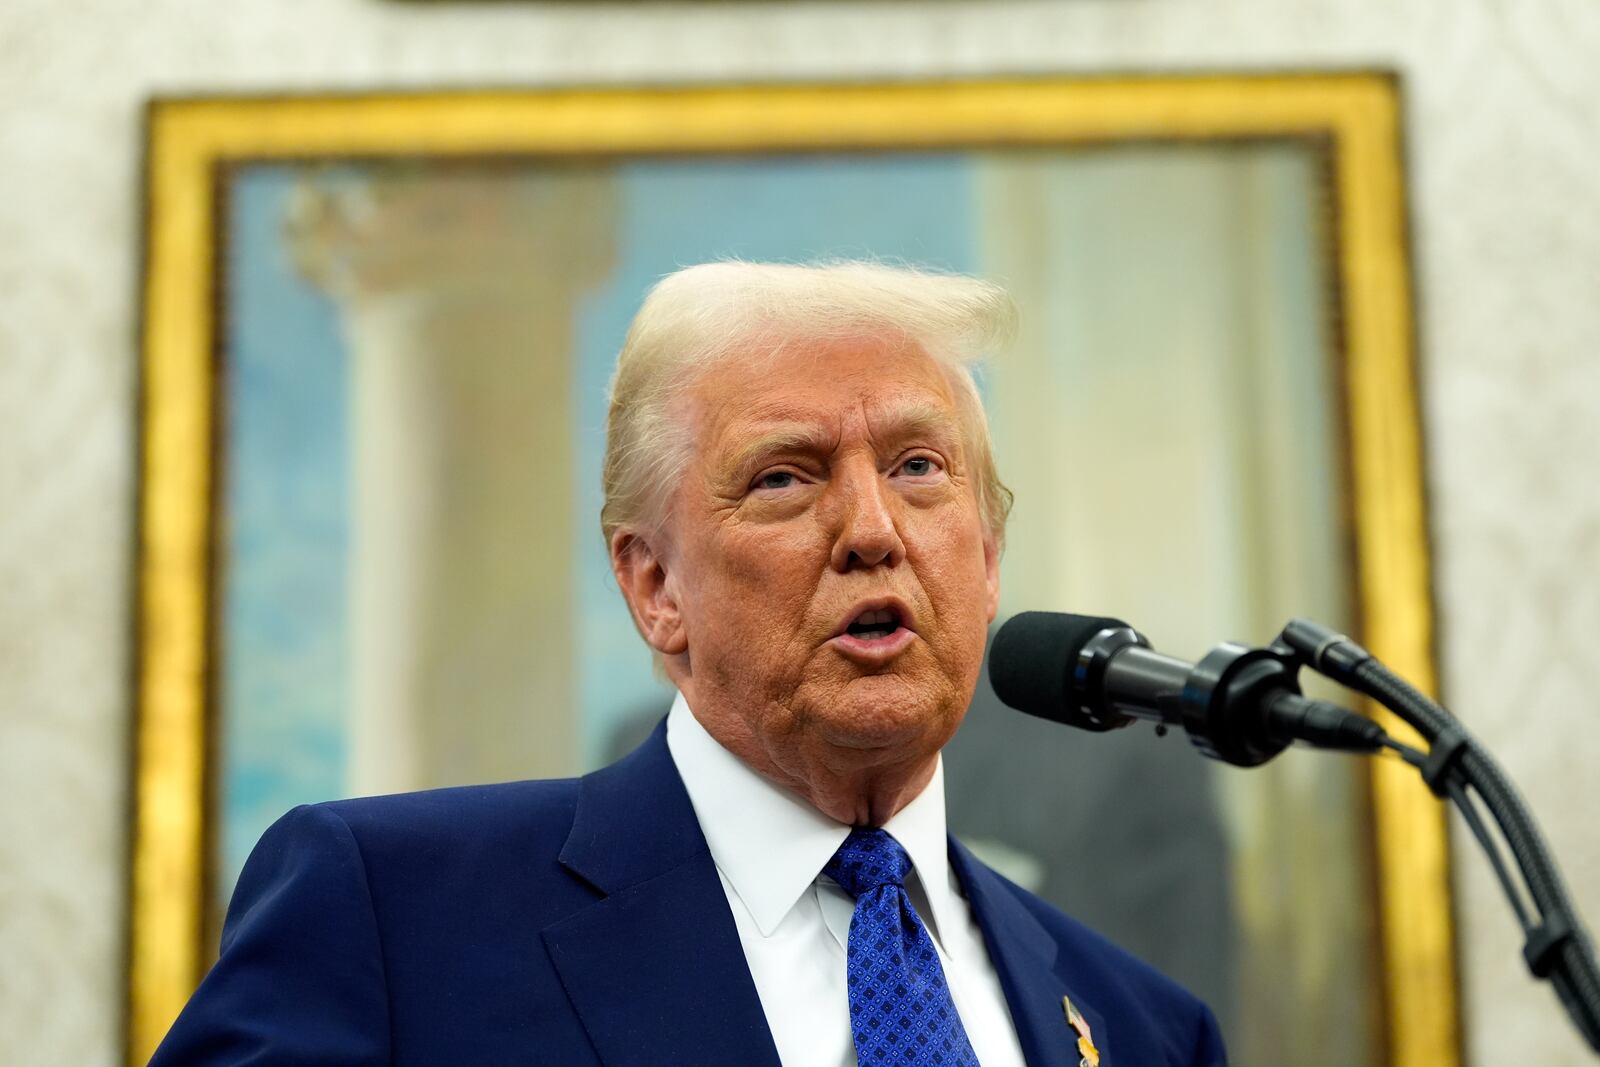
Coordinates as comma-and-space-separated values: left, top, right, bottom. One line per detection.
797, 757, 940, 827
677, 682, 942, 827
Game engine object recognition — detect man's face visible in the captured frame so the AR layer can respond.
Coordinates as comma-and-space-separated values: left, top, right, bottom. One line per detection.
658, 334, 1000, 790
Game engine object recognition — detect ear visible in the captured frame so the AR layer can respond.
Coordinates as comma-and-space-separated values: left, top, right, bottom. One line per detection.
611, 528, 689, 656
982, 529, 1002, 624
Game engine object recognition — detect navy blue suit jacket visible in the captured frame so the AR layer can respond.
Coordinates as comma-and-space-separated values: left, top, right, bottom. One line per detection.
152, 724, 1226, 1065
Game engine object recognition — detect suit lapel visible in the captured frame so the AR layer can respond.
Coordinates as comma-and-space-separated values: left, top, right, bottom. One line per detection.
950, 839, 1110, 1067
544, 724, 781, 1067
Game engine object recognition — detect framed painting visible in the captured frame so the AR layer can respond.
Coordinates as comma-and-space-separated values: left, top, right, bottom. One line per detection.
130, 75, 1454, 1066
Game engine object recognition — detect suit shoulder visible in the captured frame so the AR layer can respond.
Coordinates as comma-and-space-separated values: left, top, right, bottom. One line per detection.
989, 873, 1225, 1063
1014, 874, 1206, 1000
970, 858, 1216, 1016
312, 776, 581, 858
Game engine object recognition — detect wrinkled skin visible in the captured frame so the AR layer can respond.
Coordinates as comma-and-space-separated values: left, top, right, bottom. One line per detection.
611, 335, 1000, 826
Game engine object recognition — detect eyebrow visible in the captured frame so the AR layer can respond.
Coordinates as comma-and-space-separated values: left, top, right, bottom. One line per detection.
720, 425, 838, 482
718, 399, 961, 480
878, 399, 960, 446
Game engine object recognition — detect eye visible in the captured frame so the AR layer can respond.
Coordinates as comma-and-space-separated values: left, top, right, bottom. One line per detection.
895, 455, 942, 478
752, 470, 798, 491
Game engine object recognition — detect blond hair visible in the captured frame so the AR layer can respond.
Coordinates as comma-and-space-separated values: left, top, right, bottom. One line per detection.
601, 260, 1015, 549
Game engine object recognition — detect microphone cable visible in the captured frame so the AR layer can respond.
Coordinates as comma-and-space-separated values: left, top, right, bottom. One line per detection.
1284, 621, 1600, 1053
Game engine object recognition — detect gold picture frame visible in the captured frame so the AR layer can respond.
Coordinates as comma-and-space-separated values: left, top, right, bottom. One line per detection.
130, 74, 1453, 1066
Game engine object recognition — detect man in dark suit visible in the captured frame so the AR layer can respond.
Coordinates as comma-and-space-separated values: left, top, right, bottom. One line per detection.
151, 261, 1227, 1065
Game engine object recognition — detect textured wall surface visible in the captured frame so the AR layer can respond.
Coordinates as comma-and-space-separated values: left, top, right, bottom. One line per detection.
1, 0, 1597, 1063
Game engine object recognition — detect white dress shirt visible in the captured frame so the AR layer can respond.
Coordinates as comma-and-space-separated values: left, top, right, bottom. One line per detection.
665, 693, 1028, 1067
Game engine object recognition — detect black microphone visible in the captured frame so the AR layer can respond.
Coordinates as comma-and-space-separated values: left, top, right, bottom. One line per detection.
988, 611, 1386, 768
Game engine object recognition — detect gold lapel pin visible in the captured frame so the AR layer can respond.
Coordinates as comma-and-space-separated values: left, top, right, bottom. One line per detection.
1062, 995, 1100, 1067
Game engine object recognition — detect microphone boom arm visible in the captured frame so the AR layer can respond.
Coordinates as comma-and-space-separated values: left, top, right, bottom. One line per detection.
1278, 619, 1600, 1054
987, 608, 1600, 1049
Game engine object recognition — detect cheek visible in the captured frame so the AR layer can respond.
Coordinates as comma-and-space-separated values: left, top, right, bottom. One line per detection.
924, 505, 992, 586
714, 524, 827, 602
917, 517, 995, 646
685, 525, 828, 649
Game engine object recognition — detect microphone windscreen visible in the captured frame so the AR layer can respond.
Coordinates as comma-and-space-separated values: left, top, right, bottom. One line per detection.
988, 611, 1129, 723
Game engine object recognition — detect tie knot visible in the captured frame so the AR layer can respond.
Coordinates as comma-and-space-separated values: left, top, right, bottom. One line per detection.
824, 828, 913, 899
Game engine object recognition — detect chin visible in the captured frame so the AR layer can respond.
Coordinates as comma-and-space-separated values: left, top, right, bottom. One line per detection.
806, 675, 960, 754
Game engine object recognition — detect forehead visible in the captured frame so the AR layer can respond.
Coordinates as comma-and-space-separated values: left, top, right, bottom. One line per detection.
688, 334, 961, 447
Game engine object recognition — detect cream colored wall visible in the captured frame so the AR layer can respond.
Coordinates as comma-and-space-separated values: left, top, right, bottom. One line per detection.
1, 1, 1596, 1064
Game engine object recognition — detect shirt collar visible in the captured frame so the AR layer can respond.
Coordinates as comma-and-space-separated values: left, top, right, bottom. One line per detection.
665, 691, 956, 942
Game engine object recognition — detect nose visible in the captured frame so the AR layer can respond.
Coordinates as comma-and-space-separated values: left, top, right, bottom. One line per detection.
826, 458, 906, 573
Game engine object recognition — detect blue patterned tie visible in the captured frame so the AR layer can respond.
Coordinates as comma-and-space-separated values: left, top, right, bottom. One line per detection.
825, 828, 982, 1066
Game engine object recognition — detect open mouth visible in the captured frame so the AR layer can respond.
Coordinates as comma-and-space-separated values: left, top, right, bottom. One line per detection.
841, 605, 907, 642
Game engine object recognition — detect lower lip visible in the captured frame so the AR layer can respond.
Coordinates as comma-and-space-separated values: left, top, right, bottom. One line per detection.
830, 626, 917, 663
